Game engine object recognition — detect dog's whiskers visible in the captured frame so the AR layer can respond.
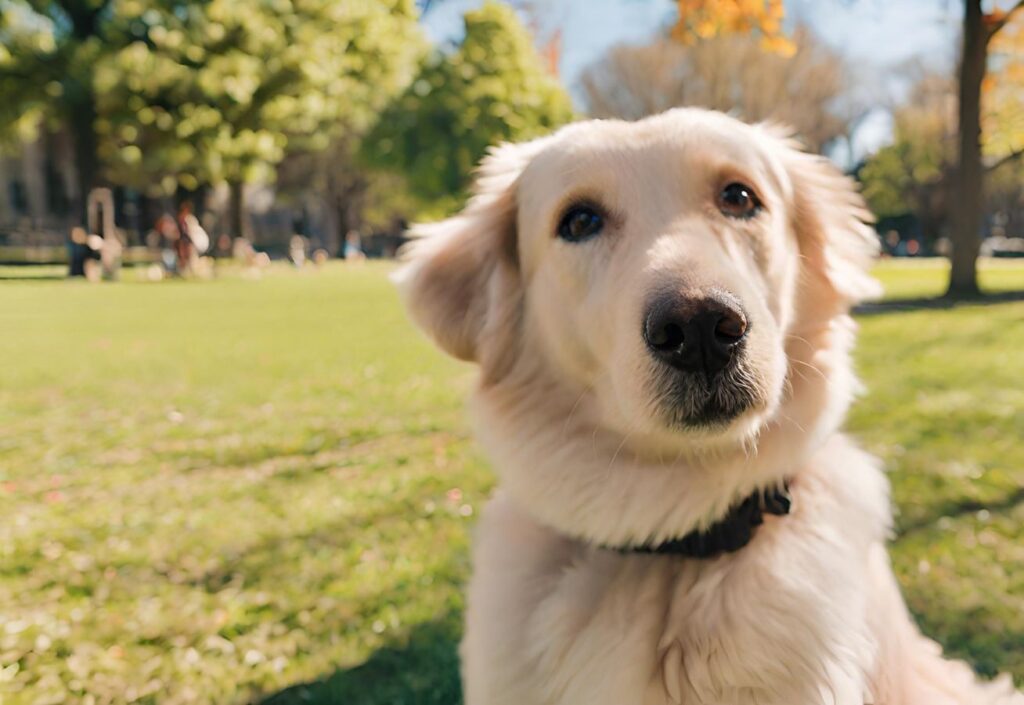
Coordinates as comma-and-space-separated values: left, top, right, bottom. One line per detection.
562, 385, 593, 441
605, 412, 642, 480
788, 357, 828, 383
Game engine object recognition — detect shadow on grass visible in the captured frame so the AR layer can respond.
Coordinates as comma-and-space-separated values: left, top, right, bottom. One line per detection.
855, 290, 1024, 316
909, 604, 1024, 682
897, 486, 1024, 538
257, 618, 463, 705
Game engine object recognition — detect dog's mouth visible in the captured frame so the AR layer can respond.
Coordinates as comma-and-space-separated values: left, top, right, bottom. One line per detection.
648, 362, 763, 429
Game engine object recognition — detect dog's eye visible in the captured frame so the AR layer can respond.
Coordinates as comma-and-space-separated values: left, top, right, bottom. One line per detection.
718, 183, 762, 219
557, 206, 604, 242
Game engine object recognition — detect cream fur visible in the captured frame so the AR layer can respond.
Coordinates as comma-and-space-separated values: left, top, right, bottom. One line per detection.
394, 109, 1023, 705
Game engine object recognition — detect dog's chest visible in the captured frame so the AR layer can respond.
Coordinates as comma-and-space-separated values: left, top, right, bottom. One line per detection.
463, 497, 877, 705
547, 555, 869, 704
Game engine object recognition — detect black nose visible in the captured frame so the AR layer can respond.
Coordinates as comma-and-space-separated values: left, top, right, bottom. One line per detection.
643, 293, 747, 375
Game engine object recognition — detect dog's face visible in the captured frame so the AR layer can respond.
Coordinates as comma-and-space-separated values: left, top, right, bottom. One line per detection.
514, 116, 799, 445
398, 109, 878, 457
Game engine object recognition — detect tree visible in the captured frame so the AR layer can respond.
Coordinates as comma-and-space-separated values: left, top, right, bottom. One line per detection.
861, 63, 1024, 256
364, 1, 574, 214
581, 28, 851, 153
309, 1, 426, 251
670, 0, 1024, 296
982, 9, 1024, 178
947, 0, 1024, 296
1, 0, 424, 242
0, 0, 122, 222
93, 0, 424, 240
859, 73, 956, 246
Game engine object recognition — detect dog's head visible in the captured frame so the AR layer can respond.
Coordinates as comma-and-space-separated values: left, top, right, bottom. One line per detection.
396, 109, 879, 543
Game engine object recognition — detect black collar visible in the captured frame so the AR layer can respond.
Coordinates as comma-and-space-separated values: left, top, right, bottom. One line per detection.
610, 483, 792, 559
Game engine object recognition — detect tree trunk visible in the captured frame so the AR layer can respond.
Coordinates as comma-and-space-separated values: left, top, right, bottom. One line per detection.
947, 0, 987, 297
328, 173, 367, 258
68, 90, 100, 228
228, 180, 248, 240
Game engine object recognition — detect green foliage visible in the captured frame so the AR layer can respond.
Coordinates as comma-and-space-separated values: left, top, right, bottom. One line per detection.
0, 3, 50, 147
0, 0, 424, 197
1, 0, 573, 226
93, 0, 425, 194
860, 107, 951, 221
860, 94, 1024, 233
860, 139, 945, 220
0, 260, 1022, 702
364, 1, 574, 212
0, 1, 99, 120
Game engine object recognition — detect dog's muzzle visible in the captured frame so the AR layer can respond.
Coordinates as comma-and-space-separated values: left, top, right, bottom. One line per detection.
643, 290, 757, 427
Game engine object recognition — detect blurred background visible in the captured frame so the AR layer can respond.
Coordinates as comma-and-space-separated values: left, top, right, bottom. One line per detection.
0, 1, 1022, 703
1, 0, 1023, 282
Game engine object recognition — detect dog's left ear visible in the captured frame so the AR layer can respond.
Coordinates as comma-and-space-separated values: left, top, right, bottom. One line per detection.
393, 139, 544, 382
768, 128, 883, 307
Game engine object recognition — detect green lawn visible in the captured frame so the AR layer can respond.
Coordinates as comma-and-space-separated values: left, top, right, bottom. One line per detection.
1, 259, 1022, 703
871, 257, 1024, 299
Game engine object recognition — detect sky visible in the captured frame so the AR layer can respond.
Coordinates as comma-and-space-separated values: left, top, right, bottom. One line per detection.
420, 0, 964, 163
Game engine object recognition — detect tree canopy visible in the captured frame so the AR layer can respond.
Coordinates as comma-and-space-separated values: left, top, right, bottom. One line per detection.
2, 0, 577, 236
860, 74, 953, 223
363, 1, 574, 214
860, 66, 1024, 246
0, 0, 425, 230
95, 0, 424, 196
1, 0, 119, 212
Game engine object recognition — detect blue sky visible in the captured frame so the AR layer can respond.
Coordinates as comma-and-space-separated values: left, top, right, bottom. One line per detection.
420, 0, 964, 162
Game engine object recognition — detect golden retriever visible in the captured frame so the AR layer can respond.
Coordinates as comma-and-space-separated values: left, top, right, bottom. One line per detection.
394, 108, 1023, 705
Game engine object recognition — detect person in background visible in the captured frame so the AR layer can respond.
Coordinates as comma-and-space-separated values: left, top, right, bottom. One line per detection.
343, 230, 365, 261
175, 201, 195, 276
155, 213, 180, 275
67, 226, 91, 277
289, 234, 307, 268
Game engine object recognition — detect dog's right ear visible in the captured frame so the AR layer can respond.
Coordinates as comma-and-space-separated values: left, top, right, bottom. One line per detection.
393, 139, 544, 380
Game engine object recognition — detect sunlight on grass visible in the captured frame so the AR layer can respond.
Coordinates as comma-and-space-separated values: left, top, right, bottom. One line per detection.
872, 257, 1024, 299
0, 259, 1021, 703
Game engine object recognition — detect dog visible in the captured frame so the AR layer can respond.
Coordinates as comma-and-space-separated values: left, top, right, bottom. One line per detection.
394, 108, 1023, 705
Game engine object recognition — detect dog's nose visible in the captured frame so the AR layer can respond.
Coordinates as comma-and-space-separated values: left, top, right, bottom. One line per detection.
643, 293, 747, 375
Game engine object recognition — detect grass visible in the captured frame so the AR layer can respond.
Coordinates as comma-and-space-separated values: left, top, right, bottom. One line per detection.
0, 258, 1022, 703
870, 257, 1024, 299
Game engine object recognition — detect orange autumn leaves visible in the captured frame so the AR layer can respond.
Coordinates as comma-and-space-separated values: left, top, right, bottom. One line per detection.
673, 0, 795, 56
985, 7, 1024, 159
673, 0, 1023, 160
